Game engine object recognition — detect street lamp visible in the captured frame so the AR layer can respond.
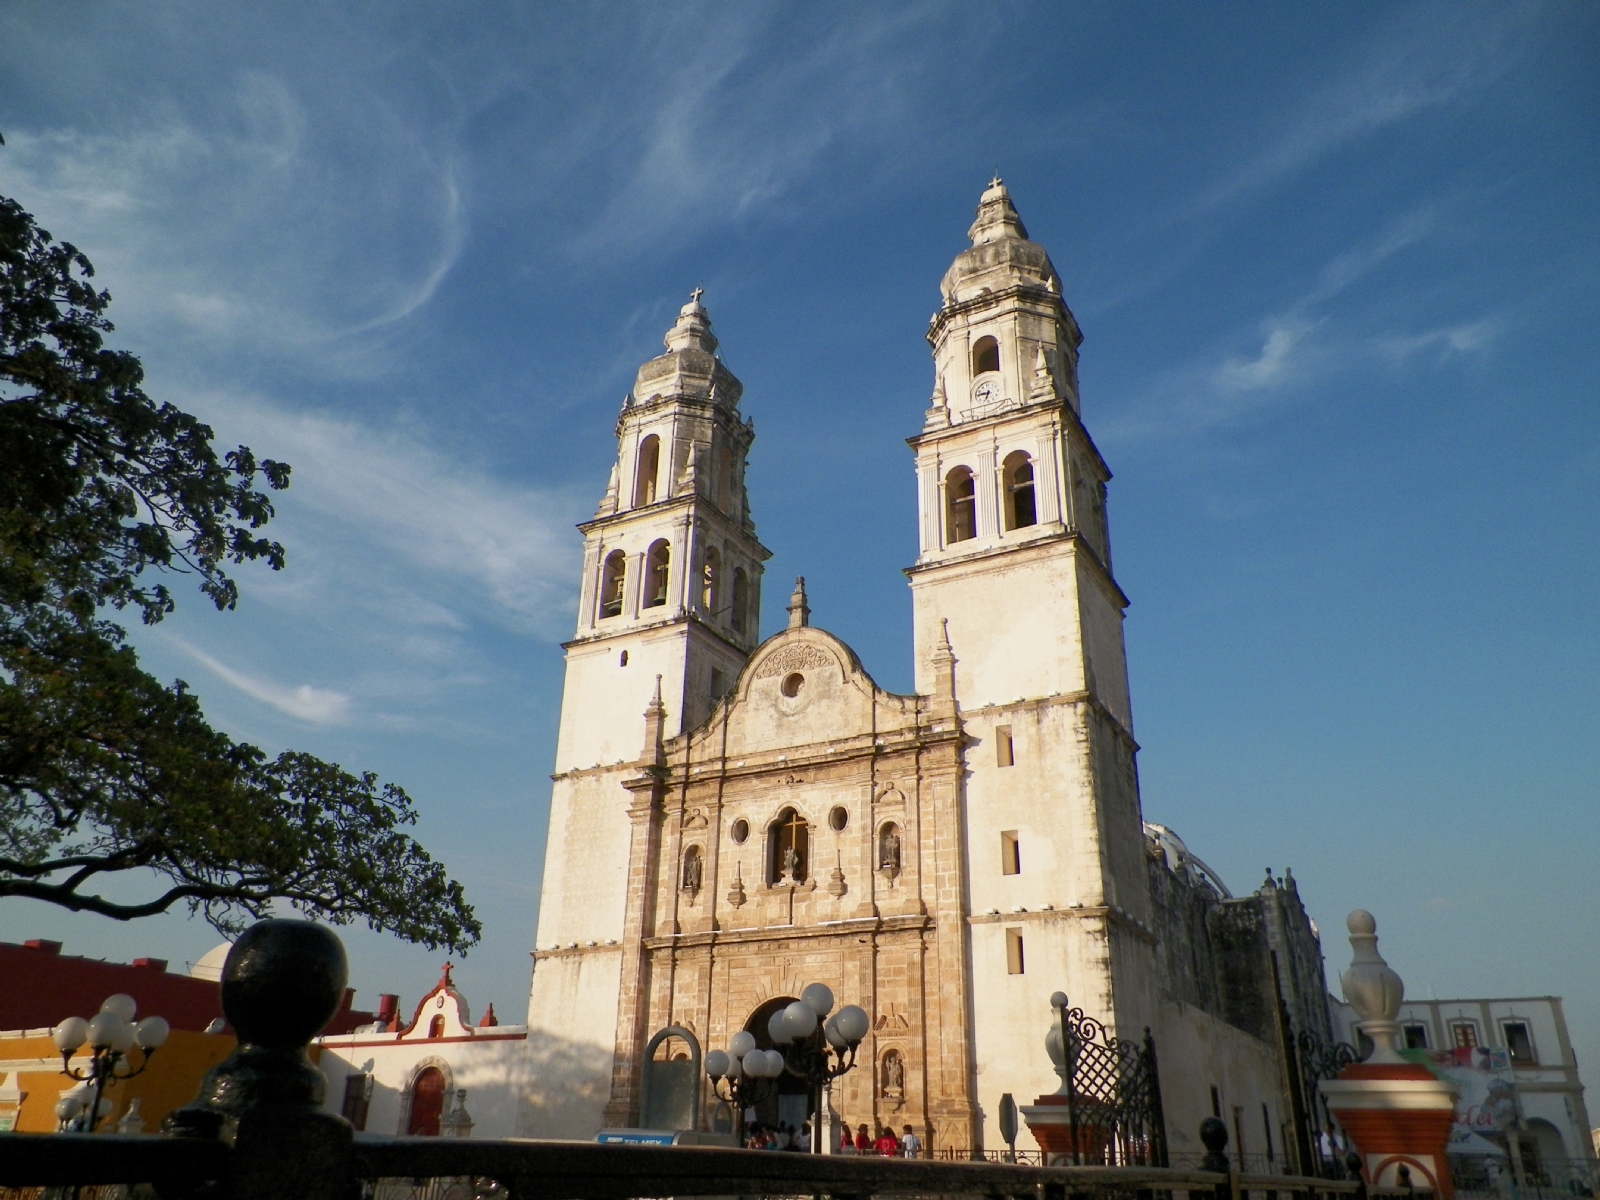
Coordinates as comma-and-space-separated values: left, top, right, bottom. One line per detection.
768, 983, 870, 1154
705, 1030, 785, 1142
50, 993, 169, 1132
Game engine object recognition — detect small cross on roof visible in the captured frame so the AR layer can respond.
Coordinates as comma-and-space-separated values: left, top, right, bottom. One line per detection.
689, 286, 704, 303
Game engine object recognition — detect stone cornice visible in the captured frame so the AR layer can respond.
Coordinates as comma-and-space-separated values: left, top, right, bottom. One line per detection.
925, 282, 1077, 346
903, 527, 1129, 610
967, 903, 1156, 945
960, 690, 1138, 752
643, 911, 934, 952
667, 722, 964, 786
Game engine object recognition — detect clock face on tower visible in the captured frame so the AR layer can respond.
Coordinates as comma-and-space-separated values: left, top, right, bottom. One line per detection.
972, 377, 1000, 406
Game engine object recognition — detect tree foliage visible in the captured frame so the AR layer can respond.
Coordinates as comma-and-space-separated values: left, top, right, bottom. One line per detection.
0, 194, 479, 952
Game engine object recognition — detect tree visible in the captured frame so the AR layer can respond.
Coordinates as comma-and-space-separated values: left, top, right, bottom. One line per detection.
0, 194, 479, 952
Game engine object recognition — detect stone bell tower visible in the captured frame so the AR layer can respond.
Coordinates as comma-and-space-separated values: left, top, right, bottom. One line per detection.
905, 181, 1156, 1043
523, 294, 770, 1136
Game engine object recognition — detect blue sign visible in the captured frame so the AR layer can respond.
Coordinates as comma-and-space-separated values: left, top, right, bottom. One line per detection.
596, 1129, 677, 1145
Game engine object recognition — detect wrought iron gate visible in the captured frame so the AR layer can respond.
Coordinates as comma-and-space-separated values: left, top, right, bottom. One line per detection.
1055, 999, 1169, 1167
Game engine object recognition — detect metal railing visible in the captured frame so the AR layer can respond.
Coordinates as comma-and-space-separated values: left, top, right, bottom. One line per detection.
0, 920, 1436, 1200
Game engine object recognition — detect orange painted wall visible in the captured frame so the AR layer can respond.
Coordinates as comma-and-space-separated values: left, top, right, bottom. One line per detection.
0, 1029, 237, 1133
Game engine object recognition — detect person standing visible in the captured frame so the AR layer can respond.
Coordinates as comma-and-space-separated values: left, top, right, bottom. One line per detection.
875, 1126, 899, 1156
900, 1124, 922, 1158
838, 1119, 855, 1154
797, 1121, 812, 1153
854, 1123, 872, 1154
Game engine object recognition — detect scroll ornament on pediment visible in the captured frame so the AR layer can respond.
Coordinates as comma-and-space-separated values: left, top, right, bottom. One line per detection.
754, 644, 835, 679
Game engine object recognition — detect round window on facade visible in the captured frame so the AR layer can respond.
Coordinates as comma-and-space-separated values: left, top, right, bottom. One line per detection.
730, 818, 749, 845
781, 672, 805, 698
829, 806, 848, 832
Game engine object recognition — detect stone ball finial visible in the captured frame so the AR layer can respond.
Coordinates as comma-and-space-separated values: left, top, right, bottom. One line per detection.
1339, 908, 1405, 1064
168, 919, 350, 1133
221, 919, 349, 1051
1200, 1116, 1230, 1171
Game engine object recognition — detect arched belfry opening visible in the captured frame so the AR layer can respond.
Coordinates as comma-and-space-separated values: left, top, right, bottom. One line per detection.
634, 434, 660, 507
945, 467, 976, 543
767, 807, 809, 884
1003, 450, 1036, 530
701, 546, 721, 613
743, 997, 812, 1134
644, 539, 670, 608
972, 335, 1001, 376
599, 550, 626, 619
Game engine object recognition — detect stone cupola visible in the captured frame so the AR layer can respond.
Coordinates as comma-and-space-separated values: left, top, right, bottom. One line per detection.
629, 289, 744, 413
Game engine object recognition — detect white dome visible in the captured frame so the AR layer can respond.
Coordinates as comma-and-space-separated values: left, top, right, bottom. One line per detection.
187, 942, 232, 981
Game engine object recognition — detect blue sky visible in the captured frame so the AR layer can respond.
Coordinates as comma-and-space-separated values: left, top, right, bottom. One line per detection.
3, 3, 1597, 1064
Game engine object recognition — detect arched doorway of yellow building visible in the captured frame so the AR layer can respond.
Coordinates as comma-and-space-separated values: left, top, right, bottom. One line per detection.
744, 996, 814, 1138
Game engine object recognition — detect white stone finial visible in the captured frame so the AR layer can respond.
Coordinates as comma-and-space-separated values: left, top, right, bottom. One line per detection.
1340, 909, 1406, 1064
786, 576, 810, 628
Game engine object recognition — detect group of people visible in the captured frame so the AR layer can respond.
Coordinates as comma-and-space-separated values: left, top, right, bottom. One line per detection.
739, 1118, 923, 1157
743, 1121, 812, 1151
839, 1122, 923, 1157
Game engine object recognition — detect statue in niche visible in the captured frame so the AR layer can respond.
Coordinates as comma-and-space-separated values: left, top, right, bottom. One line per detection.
879, 825, 901, 873
681, 846, 703, 894
781, 844, 801, 883
881, 1049, 904, 1100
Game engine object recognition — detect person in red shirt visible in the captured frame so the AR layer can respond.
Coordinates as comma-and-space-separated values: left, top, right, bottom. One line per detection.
875, 1127, 900, 1156
854, 1123, 872, 1153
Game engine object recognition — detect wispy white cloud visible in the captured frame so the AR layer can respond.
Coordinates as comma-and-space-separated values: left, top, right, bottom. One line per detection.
173, 639, 353, 725
0, 70, 465, 375
1107, 208, 1498, 442
1214, 318, 1320, 394
1194, 8, 1525, 215
190, 392, 582, 633
1375, 320, 1500, 363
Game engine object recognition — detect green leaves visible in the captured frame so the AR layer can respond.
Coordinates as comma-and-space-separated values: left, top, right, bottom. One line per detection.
0, 194, 479, 954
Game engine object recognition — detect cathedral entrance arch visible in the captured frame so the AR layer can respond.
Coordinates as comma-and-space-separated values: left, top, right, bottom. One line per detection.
744, 997, 813, 1136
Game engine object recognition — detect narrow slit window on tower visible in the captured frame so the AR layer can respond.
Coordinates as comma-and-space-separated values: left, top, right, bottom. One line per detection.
945, 467, 977, 544
1000, 830, 1020, 876
644, 539, 670, 608
710, 667, 726, 702
702, 546, 721, 612
972, 335, 1001, 376
599, 550, 627, 619
633, 434, 660, 507
1005, 927, 1025, 975
731, 568, 749, 634
995, 725, 1014, 767
1003, 451, 1036, 530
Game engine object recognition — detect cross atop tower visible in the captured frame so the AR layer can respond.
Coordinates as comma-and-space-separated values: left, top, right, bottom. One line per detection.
689, 286, 704, 304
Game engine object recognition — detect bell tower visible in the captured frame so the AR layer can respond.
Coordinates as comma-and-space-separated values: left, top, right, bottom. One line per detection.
906, 181, 1155, 1045
524, 296, 770, 1136
555, 290, 770, 775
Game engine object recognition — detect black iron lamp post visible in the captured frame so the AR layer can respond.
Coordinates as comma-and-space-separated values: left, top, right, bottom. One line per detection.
767, 983, 870, 1154
704, 1031, 784, 1142
50, 993, 170, 1132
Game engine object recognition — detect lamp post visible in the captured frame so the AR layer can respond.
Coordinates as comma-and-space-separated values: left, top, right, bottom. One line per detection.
50, 993, 170, 1132
705, 986, 869, 1153
704, 1031, 784, 1143
769, 984, 870, 1154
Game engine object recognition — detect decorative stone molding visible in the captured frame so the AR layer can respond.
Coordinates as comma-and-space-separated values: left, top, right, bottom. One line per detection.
754, 643, 835, 679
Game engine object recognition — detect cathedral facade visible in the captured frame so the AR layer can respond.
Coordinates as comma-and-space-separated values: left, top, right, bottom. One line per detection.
522, 182, 1330, 1160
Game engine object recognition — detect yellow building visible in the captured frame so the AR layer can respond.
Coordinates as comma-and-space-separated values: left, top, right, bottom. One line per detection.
0, 1027, 236, 1134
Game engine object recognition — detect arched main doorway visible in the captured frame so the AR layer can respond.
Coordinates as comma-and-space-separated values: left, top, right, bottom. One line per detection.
744, 997, 814, 1137
407, 1066, 446, 1136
